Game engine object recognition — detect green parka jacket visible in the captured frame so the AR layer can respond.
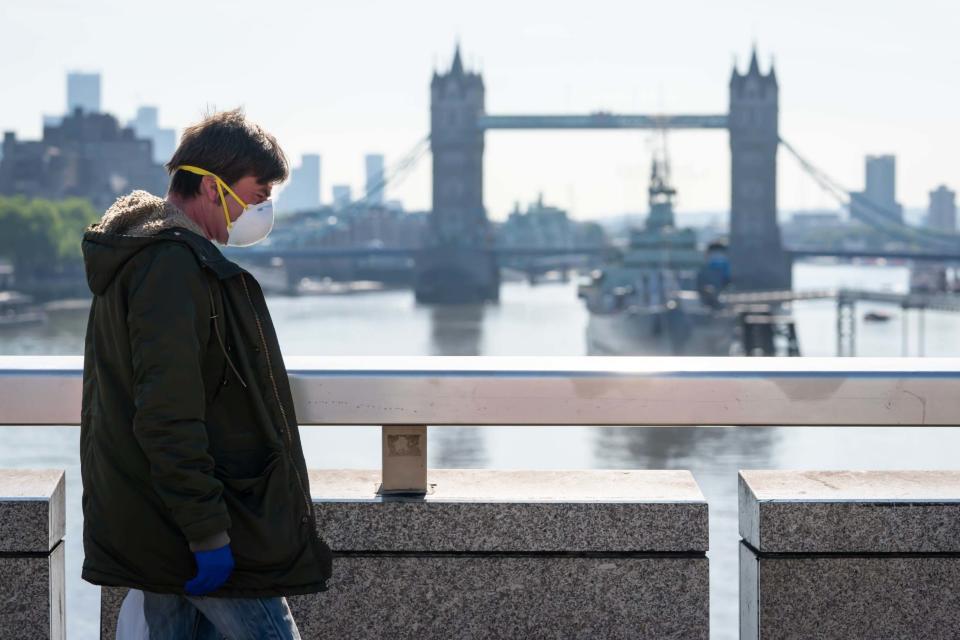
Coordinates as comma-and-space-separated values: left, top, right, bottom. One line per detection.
80, 191, 332, 597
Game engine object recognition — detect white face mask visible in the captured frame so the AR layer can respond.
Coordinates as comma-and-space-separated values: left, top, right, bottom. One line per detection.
174, 165, 275, 248
227, 199, 274, 247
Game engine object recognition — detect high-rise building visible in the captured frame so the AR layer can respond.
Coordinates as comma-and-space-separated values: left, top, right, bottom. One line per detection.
66, 72, 101, 114
277, 154, 321, 213
866, 155, 897, 208
131, 106, 158, 132
332, 185, 353, 210
0, 110, 167, 209
851, 154, 903, 224
129, 106, 178, 164
928, 185, 957, 232
364, 154, 385, 205
302, 154, 321, 205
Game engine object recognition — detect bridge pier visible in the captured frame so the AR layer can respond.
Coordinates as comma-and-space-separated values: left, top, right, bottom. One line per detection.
414, 247, 499, 304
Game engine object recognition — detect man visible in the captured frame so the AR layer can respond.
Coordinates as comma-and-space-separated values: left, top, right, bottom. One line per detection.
80, 109, 332, 639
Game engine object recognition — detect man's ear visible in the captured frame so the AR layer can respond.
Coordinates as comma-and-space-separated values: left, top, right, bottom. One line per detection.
200, 175, 220, 204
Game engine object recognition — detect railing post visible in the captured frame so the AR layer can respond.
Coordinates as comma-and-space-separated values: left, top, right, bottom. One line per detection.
0, 469, 65, 640
380, 424, 428, 494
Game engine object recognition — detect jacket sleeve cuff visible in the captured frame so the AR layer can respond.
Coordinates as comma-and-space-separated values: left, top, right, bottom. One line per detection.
180, 509, 232, 544
188, 530, 231, 552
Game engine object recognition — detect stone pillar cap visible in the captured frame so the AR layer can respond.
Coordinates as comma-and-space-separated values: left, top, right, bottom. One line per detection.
0, 469, 65, 553
739, 470, 960, 553
312, 469, 708, 553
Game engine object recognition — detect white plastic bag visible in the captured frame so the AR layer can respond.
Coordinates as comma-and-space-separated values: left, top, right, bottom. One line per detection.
116, 588, 150, 640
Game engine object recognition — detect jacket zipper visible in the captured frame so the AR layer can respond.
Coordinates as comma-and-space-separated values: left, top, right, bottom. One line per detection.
206, 282, 247, 389
239, 273, 314, 522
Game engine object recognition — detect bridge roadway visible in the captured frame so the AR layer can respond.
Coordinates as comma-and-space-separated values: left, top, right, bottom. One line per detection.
477, 113, 729, 130
234, 246, 960, 263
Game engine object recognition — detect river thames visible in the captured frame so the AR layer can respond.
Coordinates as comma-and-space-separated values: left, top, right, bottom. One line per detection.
3, 261, 960, 639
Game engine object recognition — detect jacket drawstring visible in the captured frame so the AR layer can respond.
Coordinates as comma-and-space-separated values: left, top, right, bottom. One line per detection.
207, 282, 248, 389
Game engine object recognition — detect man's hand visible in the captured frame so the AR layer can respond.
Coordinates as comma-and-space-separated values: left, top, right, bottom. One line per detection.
184, 544, 235, 596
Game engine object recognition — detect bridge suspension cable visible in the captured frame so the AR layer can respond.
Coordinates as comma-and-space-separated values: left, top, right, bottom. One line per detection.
780, 137, 960, 252
335, 134, 431, 214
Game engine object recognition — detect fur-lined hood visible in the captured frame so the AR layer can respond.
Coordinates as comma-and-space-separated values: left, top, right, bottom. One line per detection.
82, 191, 210, 295
88, 190, 206, 238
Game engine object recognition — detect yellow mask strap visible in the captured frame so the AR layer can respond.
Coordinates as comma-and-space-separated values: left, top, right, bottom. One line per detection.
176, 165, 248, 230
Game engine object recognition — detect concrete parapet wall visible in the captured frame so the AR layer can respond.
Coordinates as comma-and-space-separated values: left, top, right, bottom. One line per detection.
299, 469, 709, 639
102, 469, 709, 639
739, 470, 960, 639
0, 469, 66, 640
290, 554, 706, 639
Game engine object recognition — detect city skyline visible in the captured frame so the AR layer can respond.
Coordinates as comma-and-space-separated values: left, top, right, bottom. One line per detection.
1, 0, 957, 221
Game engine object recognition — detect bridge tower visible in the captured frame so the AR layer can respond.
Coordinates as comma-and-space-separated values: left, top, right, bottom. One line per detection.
415, 44, 500, 303
728, 49, 791, 291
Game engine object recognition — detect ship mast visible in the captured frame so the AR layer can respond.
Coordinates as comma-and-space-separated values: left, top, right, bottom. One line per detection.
645, 129, 677, 231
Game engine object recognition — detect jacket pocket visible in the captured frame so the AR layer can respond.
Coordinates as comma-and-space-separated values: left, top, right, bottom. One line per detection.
217, 450, 281, 492
218, 452, 302, 573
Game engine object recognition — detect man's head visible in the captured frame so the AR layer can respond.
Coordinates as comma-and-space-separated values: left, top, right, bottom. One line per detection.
165, 109, 288, 244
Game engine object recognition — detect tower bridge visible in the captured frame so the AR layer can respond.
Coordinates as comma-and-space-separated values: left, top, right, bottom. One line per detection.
416, 44, 788, 303
259, 45, 957, 301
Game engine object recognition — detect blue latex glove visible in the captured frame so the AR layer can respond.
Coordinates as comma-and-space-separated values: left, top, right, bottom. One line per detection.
184, 544, 235, 596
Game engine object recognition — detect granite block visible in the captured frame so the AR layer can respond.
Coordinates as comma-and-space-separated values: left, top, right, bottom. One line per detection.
739, 470, 960, 553
101, 557, 707, 640
739, 545, 758, 640
100, 586, 127, 640
0, 542, 65, 640
101, 469, 709, 639
740, 543, 960, 640
311, 469, 708, 552
0, 469, 65, 553
289, 554, 708, 640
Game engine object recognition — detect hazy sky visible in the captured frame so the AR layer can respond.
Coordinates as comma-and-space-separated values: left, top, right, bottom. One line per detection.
2, 0, 957, 221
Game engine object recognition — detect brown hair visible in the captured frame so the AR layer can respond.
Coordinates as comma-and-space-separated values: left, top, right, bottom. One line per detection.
165, 108, 288, 198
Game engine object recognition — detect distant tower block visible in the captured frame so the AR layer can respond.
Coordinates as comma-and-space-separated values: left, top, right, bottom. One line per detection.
364, 154, 385, 205
67, 71, 101, 114
416, 44, 499, 303
728, 49, 791, 291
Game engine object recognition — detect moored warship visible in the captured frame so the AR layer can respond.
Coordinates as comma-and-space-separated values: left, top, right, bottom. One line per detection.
578, 149, 736, 355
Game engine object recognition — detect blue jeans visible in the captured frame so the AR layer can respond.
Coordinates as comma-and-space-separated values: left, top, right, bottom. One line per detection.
141, 591, 301, 640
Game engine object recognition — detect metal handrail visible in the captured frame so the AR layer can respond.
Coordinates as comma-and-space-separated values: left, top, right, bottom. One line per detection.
3, 355, 957, 492
2, 355, 957, 427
